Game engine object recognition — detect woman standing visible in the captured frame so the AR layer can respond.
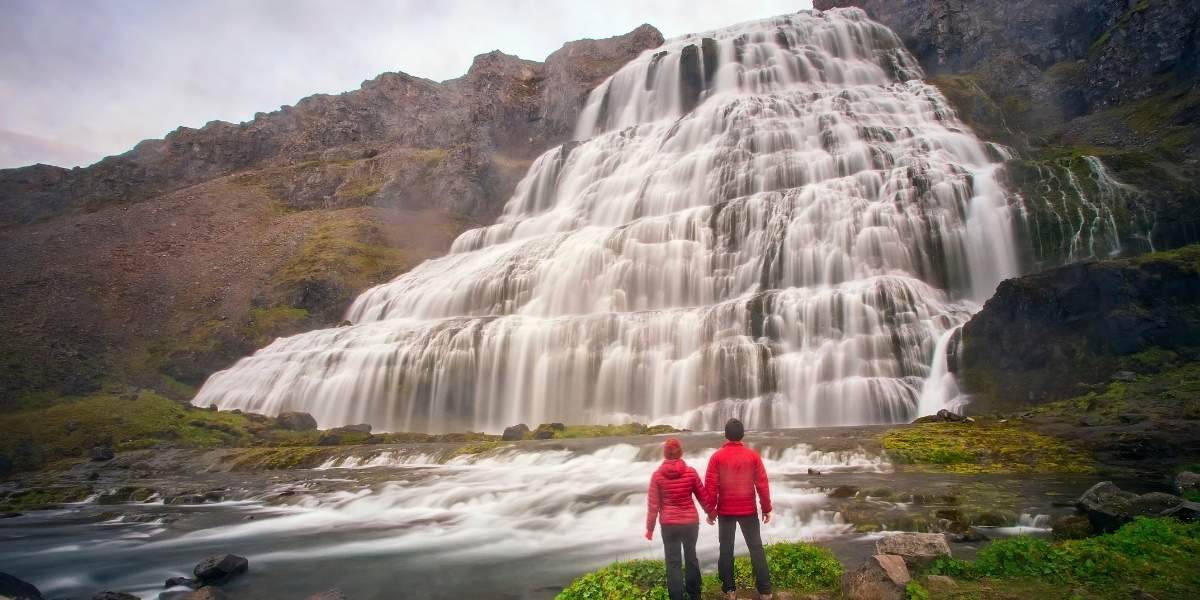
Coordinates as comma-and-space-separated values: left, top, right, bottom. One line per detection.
645, 438, 713, 600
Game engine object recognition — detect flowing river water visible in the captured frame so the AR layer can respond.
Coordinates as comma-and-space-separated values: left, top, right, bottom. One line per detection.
0, 430, 1120, 600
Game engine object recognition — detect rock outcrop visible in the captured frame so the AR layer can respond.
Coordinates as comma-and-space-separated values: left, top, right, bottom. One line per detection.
0, 25, 662, 403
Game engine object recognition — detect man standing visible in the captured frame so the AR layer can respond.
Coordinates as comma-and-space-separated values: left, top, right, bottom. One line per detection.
705, 418, 772, 600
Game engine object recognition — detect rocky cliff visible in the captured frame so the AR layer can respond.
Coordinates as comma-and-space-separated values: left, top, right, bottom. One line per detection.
815, 0, 1200, 268
0, 25, 663, 402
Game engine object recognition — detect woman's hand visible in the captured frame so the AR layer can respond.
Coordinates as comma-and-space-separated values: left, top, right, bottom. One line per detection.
762, 511, 772, 524
644, 530, 653, 541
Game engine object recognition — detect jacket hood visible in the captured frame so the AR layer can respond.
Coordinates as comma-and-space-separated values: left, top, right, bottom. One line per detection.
658, 458, 688, 479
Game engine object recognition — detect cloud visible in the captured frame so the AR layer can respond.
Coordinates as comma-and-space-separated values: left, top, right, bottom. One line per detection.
0, 0, 810, 169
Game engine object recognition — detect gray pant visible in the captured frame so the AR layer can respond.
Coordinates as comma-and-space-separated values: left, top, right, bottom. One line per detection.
661, 523, 701, 600
717, 514, 771, 594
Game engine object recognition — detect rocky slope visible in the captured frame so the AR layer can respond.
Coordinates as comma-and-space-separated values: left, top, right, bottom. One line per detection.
816, 0, 1200, 268
0, 25, 663, 403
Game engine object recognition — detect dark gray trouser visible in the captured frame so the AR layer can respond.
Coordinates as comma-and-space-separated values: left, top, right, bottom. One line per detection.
661, 523, 701, 600
717, 514, 772, 594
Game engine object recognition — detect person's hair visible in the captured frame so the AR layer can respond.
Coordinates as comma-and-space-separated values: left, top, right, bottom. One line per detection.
724, 418, 745, 441
663, 437, 683, 459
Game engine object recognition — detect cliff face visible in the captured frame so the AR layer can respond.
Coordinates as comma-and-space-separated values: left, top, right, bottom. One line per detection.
0, 25, 663, 402
957, 246, 1200, 413
816, 0, 1200, 267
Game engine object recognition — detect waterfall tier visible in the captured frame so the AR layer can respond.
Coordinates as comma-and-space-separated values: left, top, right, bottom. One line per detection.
194, 8, 1020, 432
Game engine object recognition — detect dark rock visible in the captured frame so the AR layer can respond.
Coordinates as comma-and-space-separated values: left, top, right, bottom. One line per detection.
970, 511, 1011, 527
1131, 492, 1182, 516
678, 44, 704, 114
206, 404, 218, 411
333, 423, 371, 434
316, 432, 342, 446
936, 408, 964, 422
91, 593, 139, 600
88, 446, 115, 461
1160, 500, 1200, 521
305, 589, 349, 600
808, 468, 822, 475
275, 412, 318, 431
0, 572, 45, 599
841, 554, 910, 600
1076, 481, 1137, 532
874, 532, 951, 570
828, 485, 859, 499
165, 576, 196, 588
0, 512, 22, 519
502, 424, 530, 441
1052, 515, 1094, 540
1176, 471, 1200, 495
544, 422, 565, 431
193, 554, 248, 585
0, 454, 11, 477
532, 429, 556, 440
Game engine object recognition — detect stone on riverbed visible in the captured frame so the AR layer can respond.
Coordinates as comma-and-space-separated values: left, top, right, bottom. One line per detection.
502, 424, 530, 440
0, 572, 45, 600
841, 554, 910, 600
275, 412, 318, 431
193, 554, 248, 585
1076, 481, 1137, 531
1052, 515, 1094, 540
165, 576, 196, 588
1160, 500, 1200, 521
874, 532, 951, 570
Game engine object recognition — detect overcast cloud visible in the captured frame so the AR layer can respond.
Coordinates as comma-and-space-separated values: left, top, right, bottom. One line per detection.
0, 0, 811, 169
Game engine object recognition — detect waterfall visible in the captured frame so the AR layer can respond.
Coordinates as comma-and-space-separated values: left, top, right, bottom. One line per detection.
193, 8, 1020, 432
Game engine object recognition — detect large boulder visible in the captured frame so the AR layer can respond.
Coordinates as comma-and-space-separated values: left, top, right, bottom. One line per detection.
275, 412, 318, 431
0, 572, 45, 600
502, 424, 530, 441
874, 532, 951, 570
1076, 481, 1137, 532
1130, 492, 1183, 516
192, 554, 248, 585
1161, 501, 1200, 522
841, 554, 910, 600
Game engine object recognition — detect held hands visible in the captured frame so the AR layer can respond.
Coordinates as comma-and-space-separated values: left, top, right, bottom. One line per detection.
762, 511, 772, 524
706, 513, 716, 525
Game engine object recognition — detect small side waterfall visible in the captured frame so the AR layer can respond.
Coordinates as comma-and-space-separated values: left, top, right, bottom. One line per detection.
194, 8, 1020, 432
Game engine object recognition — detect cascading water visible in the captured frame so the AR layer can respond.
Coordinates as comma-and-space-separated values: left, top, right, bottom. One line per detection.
194, 8, 1020, 432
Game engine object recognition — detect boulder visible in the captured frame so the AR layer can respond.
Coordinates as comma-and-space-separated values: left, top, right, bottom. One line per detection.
874, 532, 951, 570
305, 589, 349, 600
88, 446, 115, 461
0, 572, 45, 600
193, 554, 248, 585
1176, 471, 1199, 495
276, 412, 318, 431
185, 587, 226, 600
532, 429, 556, 440
1051, 515, 1094, 540
502, 424, 530, 441
1160, 500, 1200, 521
91, 593, 139, 600
1131, 492, 1182, 516
1075, 481, 1137, 532
316, 432, 342, 446
165, 576, 196, 588
841, 554, 910, 600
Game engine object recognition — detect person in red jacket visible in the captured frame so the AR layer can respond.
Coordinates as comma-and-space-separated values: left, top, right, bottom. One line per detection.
704, 418, 772, 599
645, 437, 712, 600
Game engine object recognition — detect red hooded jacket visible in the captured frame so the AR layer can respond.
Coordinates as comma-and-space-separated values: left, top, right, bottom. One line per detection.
645, 458, 711, 532
704, 441, 772, 517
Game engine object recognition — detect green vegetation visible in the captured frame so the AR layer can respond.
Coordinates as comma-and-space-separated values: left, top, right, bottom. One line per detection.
905, 581, 931, 600
882, 421, 1094, 474
451, 441, 508, 457
226, 446, 330, 470
549, 423, 682, 440
0, 485, 93, 511
928, 518, 1200, 599
1028, 360, 1200, 425
556, 542, 842, 600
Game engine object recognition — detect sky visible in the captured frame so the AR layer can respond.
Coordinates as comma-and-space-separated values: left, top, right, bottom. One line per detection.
0, 0, 811, 169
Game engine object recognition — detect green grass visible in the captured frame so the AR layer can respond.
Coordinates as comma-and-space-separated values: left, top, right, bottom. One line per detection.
882, 421, 1095, 474
555, 542, 841, 600
551, 423, 682, 440
928, 518, 1200, 599
1028, 360, 1200, 424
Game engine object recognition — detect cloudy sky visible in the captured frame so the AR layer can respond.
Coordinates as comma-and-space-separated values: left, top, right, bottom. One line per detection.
0, 0, 811, 169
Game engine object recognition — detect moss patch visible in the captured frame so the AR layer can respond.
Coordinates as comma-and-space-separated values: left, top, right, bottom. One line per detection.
882, 421, 1094, 474
551, 423, 682, 440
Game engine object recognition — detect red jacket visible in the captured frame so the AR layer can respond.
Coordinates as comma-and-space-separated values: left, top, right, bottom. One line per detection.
645, 459, 710, 532
704, 441, 772, 516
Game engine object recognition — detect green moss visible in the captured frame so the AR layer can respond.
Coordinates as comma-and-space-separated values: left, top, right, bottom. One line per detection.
0, 485, 93, 511
552, 423, 682, 440
1030, 361, 1200, 424
930, 518, 1200, 599
452, 441, 508, 457
227, 446, 329, 470
244, 306, 310, 347
882, 422, 1094, 474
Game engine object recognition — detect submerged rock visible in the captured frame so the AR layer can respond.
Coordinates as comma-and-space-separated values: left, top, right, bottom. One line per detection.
874, 532, 951, 570
193, 554, 248, 585
1076, 481, 1137, 532
0, 572, 45, 600
276, 412, 318, 431
842, 554, 910, 600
